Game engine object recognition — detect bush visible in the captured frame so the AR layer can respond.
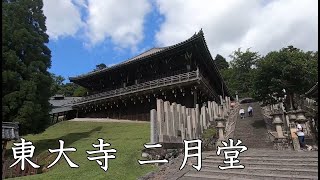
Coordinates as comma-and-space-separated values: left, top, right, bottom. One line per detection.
202, 126, 217, 150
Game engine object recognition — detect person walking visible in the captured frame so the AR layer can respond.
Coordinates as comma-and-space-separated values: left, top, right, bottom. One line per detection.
239, 108, 245, 119
248, 105, 253, 117
295, 121, 305, 150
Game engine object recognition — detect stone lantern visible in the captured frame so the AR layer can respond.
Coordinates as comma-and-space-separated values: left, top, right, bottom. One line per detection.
295, 109, 309, 136
271, 112, 284, 138
287, 110, 297, 128
215, 117, 226, 147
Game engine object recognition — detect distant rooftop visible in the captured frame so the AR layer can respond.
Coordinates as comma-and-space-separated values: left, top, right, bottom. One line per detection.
2, 122, 19, 140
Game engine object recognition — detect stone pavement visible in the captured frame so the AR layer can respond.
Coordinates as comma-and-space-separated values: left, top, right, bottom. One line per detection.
141, 148, 318, 180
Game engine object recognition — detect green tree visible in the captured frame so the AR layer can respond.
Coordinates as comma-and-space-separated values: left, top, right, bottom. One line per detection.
214, 54, 229, 70
2, 0, 52, 134
73, 86, 88, 97
221, 48, 261, 98
50, 73, 65, 95
253, 46, 318, 109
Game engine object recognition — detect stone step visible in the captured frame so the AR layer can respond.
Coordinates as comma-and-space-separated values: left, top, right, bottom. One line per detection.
203, 151, 318, 157
200, 166, 318, 176
201, 160, 318, 169
178, 176, 254, 180
205, 156, 318, 162
184, 169, 318, 180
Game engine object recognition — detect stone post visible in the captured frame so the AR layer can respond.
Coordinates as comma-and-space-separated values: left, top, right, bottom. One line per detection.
150, 109, 158, 143
219, 95, 223, 105
156, 99, 165, 136
171, 102, 177, 137
186, 115, 192, 140
271, 112, 284, 138
215, 117, 226, 147
164, 101, 171, 136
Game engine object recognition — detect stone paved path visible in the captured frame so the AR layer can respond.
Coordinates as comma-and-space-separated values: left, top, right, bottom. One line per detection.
141, 149, 318, 180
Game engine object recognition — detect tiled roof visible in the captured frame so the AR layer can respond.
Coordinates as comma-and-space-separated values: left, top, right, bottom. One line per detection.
49, 106, 73, 114
49, 96, 82, 107
2, 122, 19, 140
69, 30, 202, 81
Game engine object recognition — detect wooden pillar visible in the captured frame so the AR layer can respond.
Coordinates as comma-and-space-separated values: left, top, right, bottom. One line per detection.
193, 89, 197, 108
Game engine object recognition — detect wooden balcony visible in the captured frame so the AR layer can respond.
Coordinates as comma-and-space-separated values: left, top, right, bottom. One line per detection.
70, 70, 217, 106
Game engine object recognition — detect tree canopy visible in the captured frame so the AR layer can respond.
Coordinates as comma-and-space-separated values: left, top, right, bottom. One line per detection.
219, 46, 318, 109
220, 48, 260, 98
3, 0, 52, 135
214, 54, 229, 70
253, 46, 318, 108
50, 74, 88, 97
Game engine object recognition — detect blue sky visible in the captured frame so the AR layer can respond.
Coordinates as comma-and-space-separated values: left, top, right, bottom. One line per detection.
43, 0, 318, 83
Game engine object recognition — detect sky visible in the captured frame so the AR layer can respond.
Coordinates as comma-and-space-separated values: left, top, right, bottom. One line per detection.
43, 0, 318, 82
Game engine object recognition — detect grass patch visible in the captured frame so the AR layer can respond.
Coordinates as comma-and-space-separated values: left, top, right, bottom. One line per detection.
6, 121, 157, 180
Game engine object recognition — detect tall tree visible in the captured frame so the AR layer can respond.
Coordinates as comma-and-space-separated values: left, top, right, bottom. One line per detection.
50, 73, 65, 95
214, 54, 229, 70
221, 48, 260, 98
253, 46, 318, 109
2, 0, 52, 135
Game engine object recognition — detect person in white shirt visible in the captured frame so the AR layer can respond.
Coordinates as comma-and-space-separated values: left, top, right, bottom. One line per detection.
248, 105, 253, 117
295, 122, 305, 149
239, 108, 245, 119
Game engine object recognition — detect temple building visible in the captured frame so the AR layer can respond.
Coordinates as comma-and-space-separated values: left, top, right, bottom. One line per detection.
69, 30, 232, 121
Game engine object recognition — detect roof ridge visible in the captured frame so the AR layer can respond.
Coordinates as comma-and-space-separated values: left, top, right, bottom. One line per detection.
70, 30, 204, 80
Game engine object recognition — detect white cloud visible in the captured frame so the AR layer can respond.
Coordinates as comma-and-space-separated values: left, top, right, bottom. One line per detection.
43, 0, 84, 40
155, 0, 318, 59
85, 0, 151, 49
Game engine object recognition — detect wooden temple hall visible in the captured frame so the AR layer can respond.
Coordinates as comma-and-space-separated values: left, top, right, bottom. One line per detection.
69, 30, 232, 121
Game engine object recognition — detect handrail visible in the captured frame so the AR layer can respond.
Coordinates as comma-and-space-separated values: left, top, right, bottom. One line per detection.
70, 70, 199, 106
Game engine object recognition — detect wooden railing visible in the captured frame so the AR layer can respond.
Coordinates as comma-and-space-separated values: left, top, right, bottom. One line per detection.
71, 70, 200, 106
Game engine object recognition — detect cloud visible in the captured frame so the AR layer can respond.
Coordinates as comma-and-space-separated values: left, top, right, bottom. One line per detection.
43, 0, 84, 40
155, 0, 318, 59
85, 0, 152, 49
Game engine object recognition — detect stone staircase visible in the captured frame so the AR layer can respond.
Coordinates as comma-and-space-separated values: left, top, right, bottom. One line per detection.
179, 149, 318, 179
233, 102, 273, 149
178, 102, 318, 179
